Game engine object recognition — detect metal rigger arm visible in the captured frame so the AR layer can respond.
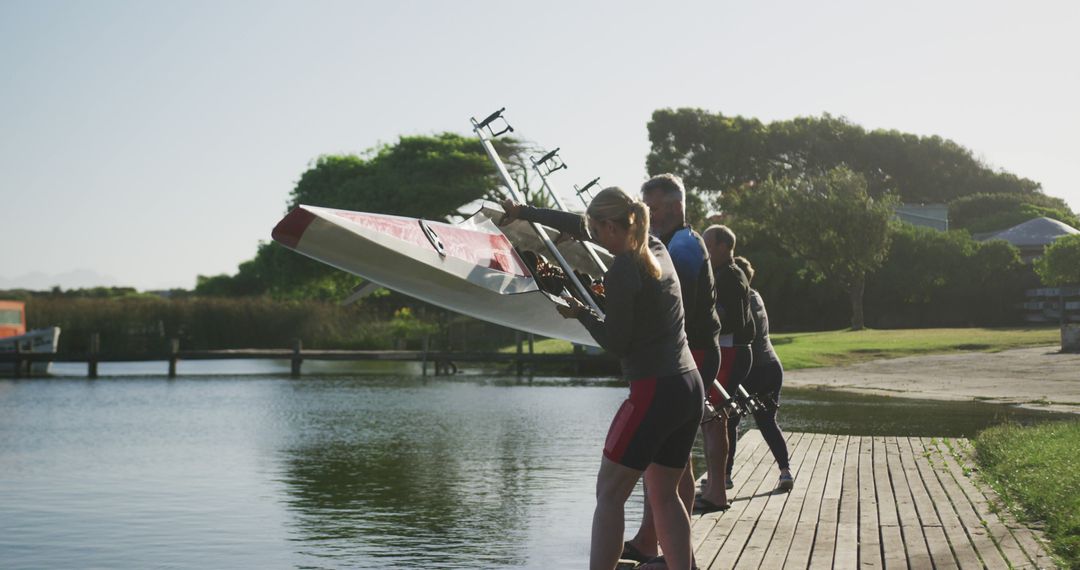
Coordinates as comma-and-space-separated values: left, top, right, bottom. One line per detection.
529, 147, 608, 275
470, 108, 605, 319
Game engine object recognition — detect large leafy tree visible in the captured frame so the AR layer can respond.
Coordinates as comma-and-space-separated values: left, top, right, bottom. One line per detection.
647, 108, 1045, 204
734, 167, 897, 330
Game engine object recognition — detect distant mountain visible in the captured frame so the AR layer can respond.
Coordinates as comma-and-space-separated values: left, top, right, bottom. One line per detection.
0, 269, 121, 291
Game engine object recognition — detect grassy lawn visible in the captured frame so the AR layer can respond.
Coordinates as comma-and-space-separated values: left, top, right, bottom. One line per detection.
974, 421, 1080, 568
500, 327, 1059, 370
771, 327, 1059, 370
498, 337, 576, 354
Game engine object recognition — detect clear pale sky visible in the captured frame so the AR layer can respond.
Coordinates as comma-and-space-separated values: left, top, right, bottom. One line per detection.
2, 0, 1077, 290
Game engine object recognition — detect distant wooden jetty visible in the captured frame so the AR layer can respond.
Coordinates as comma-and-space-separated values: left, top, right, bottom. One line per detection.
695, 430, 1056, 569
0, 333, 614, 378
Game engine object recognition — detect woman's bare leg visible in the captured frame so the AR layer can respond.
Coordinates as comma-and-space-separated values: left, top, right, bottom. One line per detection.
627, 460, 696, 558
591, 457, 644, 570
644, 462, 694, 570
700, 413, 729, 506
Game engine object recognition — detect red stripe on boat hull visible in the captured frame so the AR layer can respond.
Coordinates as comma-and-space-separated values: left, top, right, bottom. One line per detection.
271, 208, 317, 249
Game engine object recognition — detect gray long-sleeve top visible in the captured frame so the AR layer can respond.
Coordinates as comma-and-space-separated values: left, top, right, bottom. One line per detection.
748, 289, 779, 366
518, 206, 697, 381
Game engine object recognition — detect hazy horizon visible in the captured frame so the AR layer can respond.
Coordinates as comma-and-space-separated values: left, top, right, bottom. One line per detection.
3, 0, 1077, 291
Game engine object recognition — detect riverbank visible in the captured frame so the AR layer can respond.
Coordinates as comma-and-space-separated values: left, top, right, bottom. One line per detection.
770, 327, 1060, 369
785, 346, 1080, 414
973, 421, 1080, 568
502, 327, 1060, 368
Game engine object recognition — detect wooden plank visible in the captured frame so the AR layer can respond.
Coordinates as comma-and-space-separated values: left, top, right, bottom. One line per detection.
923, 438, 1010, 570
699, 429, 786, 565
733, 432, 821, 570
711, 431, 807, 570
857, 435, 882, 570
887, 436, 934, 570
755, 433, 829, 570
692, 428, 767, 540
907, 437, 983, 570
687, 433, 1057, 570
781, 434, 840, 569
830, 436, 861, 570
694, 429, 773, 567
896, 436, 958, 570
943, 438, 1044, 569
872, 436, 906, 570
807, 434, 851, 569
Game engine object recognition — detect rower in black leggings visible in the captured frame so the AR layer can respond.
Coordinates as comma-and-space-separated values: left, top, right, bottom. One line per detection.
713, 258, 754, 477
701, 225, 755, 506
736, 257, 793, 491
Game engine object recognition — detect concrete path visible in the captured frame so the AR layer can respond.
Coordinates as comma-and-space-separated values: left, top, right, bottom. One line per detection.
786, 346, 1080, 414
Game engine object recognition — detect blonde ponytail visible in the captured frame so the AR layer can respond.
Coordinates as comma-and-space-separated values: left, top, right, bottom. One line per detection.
587, 186, 662, 280
629, 201, 661, 280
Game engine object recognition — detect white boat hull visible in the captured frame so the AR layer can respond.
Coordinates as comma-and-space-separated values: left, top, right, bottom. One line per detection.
272, 204, 611, 347
0, 327, 61, 375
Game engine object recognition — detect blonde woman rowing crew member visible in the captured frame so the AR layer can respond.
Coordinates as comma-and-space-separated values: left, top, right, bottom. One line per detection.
502, 187, 703, 570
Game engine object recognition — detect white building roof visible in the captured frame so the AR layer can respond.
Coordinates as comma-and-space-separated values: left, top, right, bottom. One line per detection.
987, 217, 1080, 247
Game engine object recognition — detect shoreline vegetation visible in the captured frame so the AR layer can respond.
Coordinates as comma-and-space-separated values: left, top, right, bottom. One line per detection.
11, 291, 1060, 369
502, 327, 1061, 370
974, 421, 1080, 568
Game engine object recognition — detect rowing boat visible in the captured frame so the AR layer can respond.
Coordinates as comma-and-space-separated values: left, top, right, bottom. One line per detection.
272, 203, 611, 347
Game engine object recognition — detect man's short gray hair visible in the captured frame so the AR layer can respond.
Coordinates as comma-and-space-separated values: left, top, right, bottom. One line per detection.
704, 224, 737, 251
641, 174, 686, 204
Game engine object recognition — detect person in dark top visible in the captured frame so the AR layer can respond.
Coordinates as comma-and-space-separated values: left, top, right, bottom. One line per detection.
501, 186, 702, 570
620, 174, 723, 565
700, 224, 755, 509
734, 256, 793, 493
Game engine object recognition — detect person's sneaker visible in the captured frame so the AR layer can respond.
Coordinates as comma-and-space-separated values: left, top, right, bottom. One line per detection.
726, 477, 734, 490
778, 472, 794, 492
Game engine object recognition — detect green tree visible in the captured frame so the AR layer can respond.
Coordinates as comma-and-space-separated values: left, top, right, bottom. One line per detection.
866, 223, 1026, 327
287, 133, 500, 218
647, 108, 1045, 204
1035, 234, 1080, 286
736, 167, 897, 330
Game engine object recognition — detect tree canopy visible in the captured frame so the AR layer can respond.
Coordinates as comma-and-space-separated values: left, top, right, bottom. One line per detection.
1035, 234, 1080, 287
647, 108, 1044, 204
731, 166, 896, 330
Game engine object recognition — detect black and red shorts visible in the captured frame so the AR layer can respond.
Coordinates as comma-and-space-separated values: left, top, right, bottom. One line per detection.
690, 346, 721, 392
707, 345, 752, 407
603, 370, 705, 471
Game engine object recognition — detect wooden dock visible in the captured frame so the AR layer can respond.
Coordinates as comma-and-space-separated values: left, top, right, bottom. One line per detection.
693, 430, 1057, 569
0, 336, 615, 378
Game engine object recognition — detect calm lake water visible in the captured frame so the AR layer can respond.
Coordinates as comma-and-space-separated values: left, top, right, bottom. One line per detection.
0, 363, 1071, 569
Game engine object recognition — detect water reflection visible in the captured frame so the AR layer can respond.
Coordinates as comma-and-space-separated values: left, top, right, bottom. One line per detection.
274, 376, 612, 568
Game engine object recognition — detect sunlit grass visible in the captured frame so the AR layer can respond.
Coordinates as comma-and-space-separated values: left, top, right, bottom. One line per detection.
497, 337, 574, 354
974, 421, 1080, 568
771, 327, 1058, 370
499, 327, 1060, 370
